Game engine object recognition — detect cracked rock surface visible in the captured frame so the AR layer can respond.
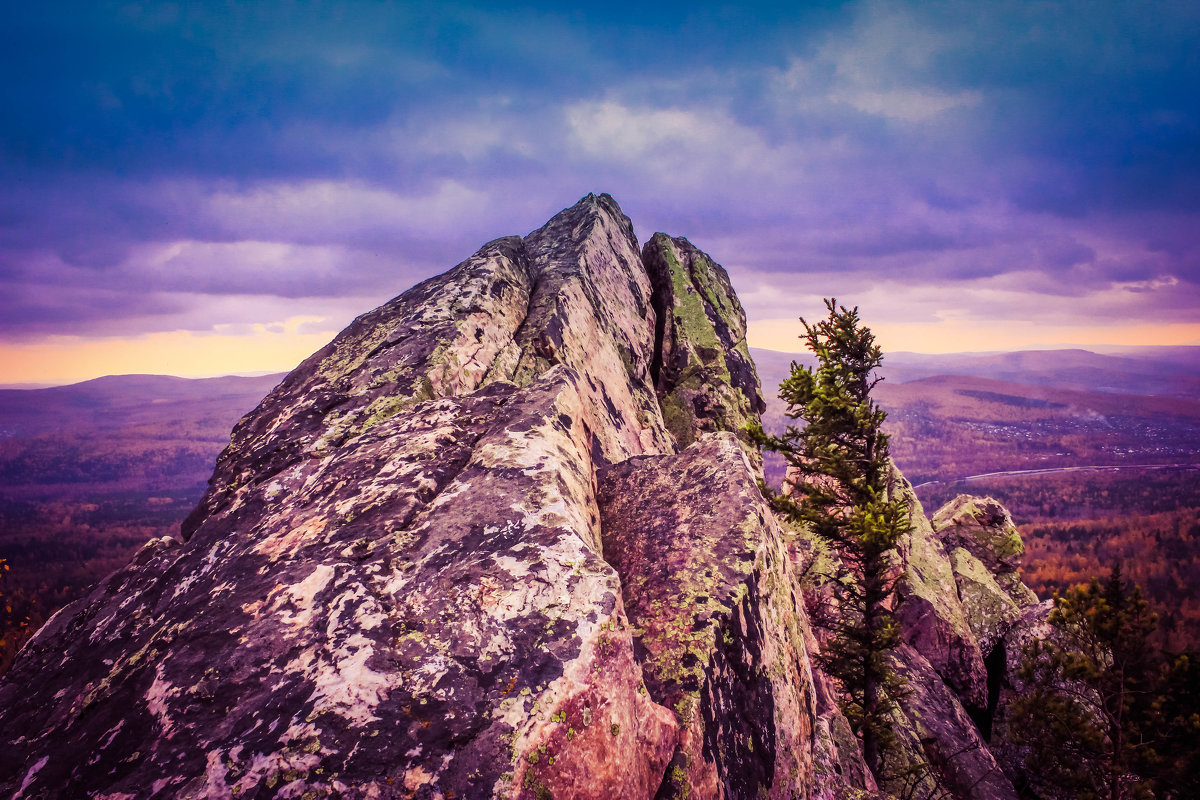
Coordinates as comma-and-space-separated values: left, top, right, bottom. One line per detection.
0, 195, 810, 800
0, 194, 1048, 800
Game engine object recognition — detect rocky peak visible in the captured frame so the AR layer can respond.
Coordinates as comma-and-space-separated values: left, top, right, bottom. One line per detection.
0, 194, 1047, 800
0, 194, 800, 800
179, 194, 673, 542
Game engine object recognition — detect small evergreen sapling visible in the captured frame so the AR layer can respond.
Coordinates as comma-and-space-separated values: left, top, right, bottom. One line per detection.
748, 298, 911, 776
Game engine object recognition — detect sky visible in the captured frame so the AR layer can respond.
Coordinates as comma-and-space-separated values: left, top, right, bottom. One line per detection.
2, 0, 1199, 384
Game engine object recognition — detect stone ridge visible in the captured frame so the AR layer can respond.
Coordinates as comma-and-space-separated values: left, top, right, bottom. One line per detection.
0, 194, 785, 800
0, 192, 1049, 800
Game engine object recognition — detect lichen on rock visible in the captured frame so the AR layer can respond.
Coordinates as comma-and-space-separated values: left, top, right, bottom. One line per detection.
933, 495, 1038, 610
890, 470, 989, 712
0, 193, 1050, 800
598, 432, 817, 800
642, 233, 764, 458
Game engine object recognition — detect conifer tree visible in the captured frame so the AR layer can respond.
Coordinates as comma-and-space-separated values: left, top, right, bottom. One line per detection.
1014, 566, 1162, 800
749, 298, 910, 776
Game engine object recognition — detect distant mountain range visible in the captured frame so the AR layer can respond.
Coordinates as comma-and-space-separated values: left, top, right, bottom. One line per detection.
0, 373, 284, 438
3, 345, 1199, 493
0, 373, 284, 497
752, 346, 1200, 487
752, 345, 1200, 400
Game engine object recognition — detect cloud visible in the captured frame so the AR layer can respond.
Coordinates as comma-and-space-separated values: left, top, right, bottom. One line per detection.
832, 87, 982, 122
0, 0, 1196, 372
201, 180, 495, 244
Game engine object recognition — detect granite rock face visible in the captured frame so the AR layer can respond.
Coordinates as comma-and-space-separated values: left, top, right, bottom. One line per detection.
2, 194, 686, 800
599, 433, 816, 800
0, 193, 1050, 800
0, 195, 817, 800
883, 646, 1017, 800
891, 474, 989, 713
882, 495, 1052, 800
641, 234, 764, 454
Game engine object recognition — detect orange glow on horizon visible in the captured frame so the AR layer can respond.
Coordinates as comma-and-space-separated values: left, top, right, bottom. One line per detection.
0, 319, 339, 386
3, 317, 1199, 386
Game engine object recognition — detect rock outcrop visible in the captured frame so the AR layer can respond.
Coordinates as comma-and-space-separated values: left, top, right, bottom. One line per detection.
0, 195, 808, 800
883, 644, 1017, 800
641, 234, 763, 454
0, 193, 1050, 800
892, 475, 990, 713
599, 433, 815, 799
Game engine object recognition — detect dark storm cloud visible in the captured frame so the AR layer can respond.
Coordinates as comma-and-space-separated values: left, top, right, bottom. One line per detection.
1, 0, 1198, 341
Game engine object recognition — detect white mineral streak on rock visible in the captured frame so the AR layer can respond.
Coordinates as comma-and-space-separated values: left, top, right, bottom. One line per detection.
302, 632, 391, 726
271, 564, 335, 629
201, 749, 233, 800
87, 610, 120, 645
171, 571, 199, 599
201, 538, 231, 574
145, 663, 177, 736
15, 755, 49, 797
209, 580, 236, 598
97, 720, 125, 751
219, 482, 253, 518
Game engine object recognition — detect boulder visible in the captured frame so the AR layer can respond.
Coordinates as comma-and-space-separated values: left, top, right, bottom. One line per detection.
599, 432, 817, 799
946, 548, 1022, 657
933, 496, 1037, 609
808, 644, 881, 799
891, 472, 989, 712
987, 601, 1055, 795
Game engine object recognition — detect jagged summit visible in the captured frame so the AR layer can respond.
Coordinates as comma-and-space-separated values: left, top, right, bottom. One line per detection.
0, 195, 1044, 800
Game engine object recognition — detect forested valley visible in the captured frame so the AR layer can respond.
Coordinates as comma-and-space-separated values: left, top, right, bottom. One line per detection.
5, 350, 1200, 673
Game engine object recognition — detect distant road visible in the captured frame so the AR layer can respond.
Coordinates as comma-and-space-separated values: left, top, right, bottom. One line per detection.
912, 462, 1200, 490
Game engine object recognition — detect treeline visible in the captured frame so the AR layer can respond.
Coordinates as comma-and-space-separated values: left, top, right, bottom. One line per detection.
0, 493, 194, 674
918, 469, 1200, 649
1021, 508, 1200, 650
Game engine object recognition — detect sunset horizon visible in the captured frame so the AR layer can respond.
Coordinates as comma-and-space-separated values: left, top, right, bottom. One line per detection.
3, 2, 1197, 386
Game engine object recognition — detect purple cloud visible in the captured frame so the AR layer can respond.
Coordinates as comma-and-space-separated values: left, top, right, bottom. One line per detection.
0, 0, 1196, 355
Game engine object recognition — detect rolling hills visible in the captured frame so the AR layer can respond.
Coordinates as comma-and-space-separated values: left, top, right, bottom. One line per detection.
3, 346, 1200, 673
754, 346, 1200, 647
